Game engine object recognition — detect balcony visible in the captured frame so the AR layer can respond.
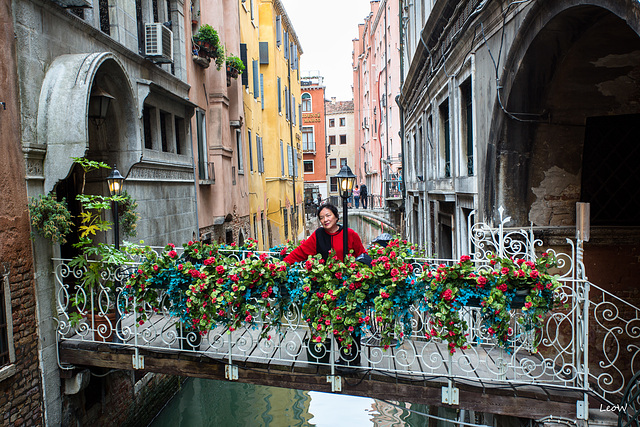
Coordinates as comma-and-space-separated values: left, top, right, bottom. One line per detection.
198, 161, 215, 184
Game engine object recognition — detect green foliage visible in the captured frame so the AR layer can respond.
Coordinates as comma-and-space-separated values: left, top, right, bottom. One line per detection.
193, 24, 225, 69
226, 54, 245, 73
118, 191, 139, 238
28, 193, 73, 244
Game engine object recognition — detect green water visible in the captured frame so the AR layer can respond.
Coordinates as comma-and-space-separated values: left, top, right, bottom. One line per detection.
150, 378, 438, 427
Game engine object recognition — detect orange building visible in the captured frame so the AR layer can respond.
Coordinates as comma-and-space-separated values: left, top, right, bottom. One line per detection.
301, 75, 327, 204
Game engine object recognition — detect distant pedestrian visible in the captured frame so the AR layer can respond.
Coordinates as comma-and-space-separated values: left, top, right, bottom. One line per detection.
317, 194, 322, 207
360, 183, 368, 209
353, 185, 360, 208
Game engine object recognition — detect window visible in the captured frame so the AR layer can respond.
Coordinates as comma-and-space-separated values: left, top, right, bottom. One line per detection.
277, 78, 281, 113
143, 105, 156, 149
302, 93, 311, 112
253, 60, 259, 99
280, 140, 285, 176
340, 117, 346, 126
329, 119, 335, 127
460, 79, 473, 176
174, 116, 185, 155
0, 270, 16, 374
240, 44, 248, 87
330, 158, 337, 169
160, 110, 169, 152
236, 130, 244, 173
256, 135, 264, 173
302, 127, 314, 152
440, 100, 450, 178
196, 110, 208, 179
340, 135, 347, 145
283, 208, 289, 240
260, 74, 264, 109
329, 135, 336, 145
287, 144, 293, 176
330, 177, 338, 192
276, 15, 282, 47
340, 158, 347, 167
303, 160, 314, 173
248, 130, 253, 172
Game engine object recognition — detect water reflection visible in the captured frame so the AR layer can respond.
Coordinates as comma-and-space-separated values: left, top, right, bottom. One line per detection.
150, 378, 434, 427
348, 214, 387, 247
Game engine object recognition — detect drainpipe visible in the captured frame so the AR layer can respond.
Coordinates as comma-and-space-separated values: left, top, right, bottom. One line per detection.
190, 121, 200, 239
398, 0, 407, 238
384, 2, 390, 202
287, 52, 298, 242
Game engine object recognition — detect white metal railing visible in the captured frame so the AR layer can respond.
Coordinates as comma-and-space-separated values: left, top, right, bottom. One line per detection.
52, 211, 639, 410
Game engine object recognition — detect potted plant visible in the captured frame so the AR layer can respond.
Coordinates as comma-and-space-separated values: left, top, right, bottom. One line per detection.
225, 54, 245, 79
28, 193, 73, 244
192, 24, 224, 69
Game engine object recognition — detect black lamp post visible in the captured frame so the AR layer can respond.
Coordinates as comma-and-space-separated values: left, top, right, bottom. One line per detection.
106, 166, 124, 250
335, 165, 357, 260
88, 85, 114, 127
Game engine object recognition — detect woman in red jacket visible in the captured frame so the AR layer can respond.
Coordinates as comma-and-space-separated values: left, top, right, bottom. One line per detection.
284, 203, 366, 264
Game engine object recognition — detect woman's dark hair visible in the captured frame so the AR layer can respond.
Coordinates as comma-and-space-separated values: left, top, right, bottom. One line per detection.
317, 203, 339, 220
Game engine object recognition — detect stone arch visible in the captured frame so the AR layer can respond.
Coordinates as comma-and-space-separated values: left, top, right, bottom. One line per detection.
39, 52, 139, 193
485, 0, 640, 228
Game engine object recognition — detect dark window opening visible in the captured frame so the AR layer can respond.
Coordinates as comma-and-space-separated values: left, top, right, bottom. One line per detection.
460, 79, 473, 176
152, 0, 159, 22
225, 229, 233, 245
143, 105, 154, 149
283, 209, 289, 240
440, 100, 450, 178
99, 0, 110, 35
160, 111, 169, 152
174, 116, 184, 155
340, 135, 346, 145
581, 114, 640, 226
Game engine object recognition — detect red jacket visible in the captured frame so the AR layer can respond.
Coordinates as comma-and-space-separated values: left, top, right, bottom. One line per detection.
283, 227, 366, 264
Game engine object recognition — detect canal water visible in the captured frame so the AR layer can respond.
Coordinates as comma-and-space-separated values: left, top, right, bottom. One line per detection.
149, 378, 444, 426
150, 216, 443, 427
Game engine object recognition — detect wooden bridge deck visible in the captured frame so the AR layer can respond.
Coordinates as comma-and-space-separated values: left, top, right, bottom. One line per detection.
58, 313, 585, 419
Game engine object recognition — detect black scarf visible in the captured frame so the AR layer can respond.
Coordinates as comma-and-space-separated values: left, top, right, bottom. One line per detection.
315, 225, 343, 261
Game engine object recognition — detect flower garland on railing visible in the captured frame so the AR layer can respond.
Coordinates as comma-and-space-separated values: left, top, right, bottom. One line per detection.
420, 253, 561, 354
120, 236, 560, 354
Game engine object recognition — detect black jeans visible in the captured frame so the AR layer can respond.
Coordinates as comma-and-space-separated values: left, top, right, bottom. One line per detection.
361, 195, 368, 209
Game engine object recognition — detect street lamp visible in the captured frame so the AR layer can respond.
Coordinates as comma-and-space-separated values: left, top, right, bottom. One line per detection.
106, 166, 124, 250
335, 165, 357, 260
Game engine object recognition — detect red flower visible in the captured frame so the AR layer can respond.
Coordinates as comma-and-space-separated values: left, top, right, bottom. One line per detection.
442, 289, 453, 301
168, 250, 177, 258
216, 265, 225, 274
460, 255, 471, 262
501, 267, 509, 275
497, 283, 508, 292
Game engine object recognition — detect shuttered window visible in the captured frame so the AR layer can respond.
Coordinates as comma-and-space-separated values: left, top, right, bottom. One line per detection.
252, 60, 259, 99
240, 44, 248, 87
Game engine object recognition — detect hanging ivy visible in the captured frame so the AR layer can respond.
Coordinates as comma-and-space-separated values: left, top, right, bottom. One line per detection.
28, 193, 74, 244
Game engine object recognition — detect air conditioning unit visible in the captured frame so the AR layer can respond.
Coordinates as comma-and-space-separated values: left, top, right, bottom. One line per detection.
145, 23, 173, 63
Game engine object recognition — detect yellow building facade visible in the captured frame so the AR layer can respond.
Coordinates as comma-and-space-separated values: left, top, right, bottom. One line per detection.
239, 0, 304, 249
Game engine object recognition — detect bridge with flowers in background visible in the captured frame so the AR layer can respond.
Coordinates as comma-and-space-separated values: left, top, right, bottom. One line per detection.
54, 209, 638, 424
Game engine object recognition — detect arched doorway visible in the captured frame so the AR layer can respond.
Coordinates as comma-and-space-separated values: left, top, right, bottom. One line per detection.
491, 4, 640, 232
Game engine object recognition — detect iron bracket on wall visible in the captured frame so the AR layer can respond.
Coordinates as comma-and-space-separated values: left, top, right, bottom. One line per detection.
442, 382, 459, 405
225, 364, 238, 381
132, 354, 144, 369
327, 375, 342, 392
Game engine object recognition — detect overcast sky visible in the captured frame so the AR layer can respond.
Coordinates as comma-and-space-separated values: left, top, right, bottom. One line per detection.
280, 0, 374, 101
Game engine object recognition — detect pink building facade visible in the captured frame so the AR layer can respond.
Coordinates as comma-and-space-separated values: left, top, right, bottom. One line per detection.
352, 0, 402, 209
186, 0, 250, 244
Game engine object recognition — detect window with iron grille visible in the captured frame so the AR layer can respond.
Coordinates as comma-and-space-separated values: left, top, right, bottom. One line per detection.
440, 100, 451, 178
